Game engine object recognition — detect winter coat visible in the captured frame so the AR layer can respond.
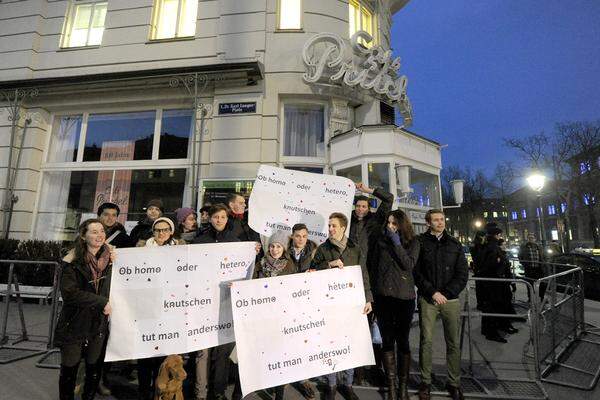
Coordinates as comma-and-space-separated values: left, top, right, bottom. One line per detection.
287, 239, 318, 273
371, 230, 420, 300
253, 257, 297, 279
129, 218, 154, 245
104, 222, 132, 248
228, 215, 260, 243
312, 238, 373, 303
192, 225, 240, 244
478, 237, 512, 309
53, 249, 111, 347
414, 230, 469, 304
350, 188, 394, 272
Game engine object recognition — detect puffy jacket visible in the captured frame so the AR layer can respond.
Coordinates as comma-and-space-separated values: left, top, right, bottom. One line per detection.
192, 225, 240, 244
312, 238, 373, 303
287, 239, 318, 273
54, 250, 111, 347
414, 230, 468, 303
371, 230, 420, 300
129, 218, 154, 245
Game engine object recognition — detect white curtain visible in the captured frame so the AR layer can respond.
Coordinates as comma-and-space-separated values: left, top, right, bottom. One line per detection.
35, 171, 72, 241
284, 104, 324, 157
47, 116, 81, 163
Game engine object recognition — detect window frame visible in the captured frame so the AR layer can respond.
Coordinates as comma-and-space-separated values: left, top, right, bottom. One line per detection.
348, 0, 377, 45
149, 0, 198, 41
276, 0, 303, 32
279, 99, 329, 169
60, 0, 108, 49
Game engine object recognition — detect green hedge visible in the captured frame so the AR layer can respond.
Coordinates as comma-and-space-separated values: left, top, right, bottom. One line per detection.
0, 239, 65, 286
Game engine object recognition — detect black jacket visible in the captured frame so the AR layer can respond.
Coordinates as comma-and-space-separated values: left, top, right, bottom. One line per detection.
54, 251, 111, 347
478, 237, 513, 308
414, 230, 468, 303
192, 225, 240, 244
129, 218, 154, 245
228, 216, 260, 243
371, 230, 420, 300
312, 238, 373, 303
287, 239, 318, 273
350, 188, 394, 269
105, 222, 132, 248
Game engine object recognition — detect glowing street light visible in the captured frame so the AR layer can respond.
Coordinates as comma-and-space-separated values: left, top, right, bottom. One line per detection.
527, 173, 546, 192
474, 220, 483, 229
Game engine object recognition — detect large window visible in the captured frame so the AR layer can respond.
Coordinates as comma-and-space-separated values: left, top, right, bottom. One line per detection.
283, 103, 325, 158
409, 169, 441, 208
368, 163, 390, 193
61, 1, 107, 48
201, 180, 254, 206
37, 109, 194, 241
277, 0, 302, 30
336, 165, 362, 183
150, 0, 198, 40
349, 0, 375, 46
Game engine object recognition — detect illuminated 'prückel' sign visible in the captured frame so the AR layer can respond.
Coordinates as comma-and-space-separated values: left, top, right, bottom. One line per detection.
302, 31, 412, 126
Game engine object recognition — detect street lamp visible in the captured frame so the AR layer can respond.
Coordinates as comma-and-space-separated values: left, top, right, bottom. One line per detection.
474, 220, 483, 229
527, 172, 546, 245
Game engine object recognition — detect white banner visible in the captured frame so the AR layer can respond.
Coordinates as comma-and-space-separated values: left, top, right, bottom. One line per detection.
231, 266, 374, 396
248, 165, 355, 244
105, 242, 256, 361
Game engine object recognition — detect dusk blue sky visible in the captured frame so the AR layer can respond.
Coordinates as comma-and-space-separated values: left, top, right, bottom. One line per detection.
392, 1, 600, 173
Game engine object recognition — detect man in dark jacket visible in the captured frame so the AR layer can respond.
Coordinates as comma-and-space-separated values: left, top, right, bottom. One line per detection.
192, 204, 240, 400
226, 193, 261, 243
97, 202, 131, 248
414, 209, 468, 400
287, 223, 318, 273
350, 183, 394, 271
518, 233, 546, 299
129, 199, 163, 245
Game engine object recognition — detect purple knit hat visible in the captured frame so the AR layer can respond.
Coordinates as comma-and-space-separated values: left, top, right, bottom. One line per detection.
175, 207, 197, 225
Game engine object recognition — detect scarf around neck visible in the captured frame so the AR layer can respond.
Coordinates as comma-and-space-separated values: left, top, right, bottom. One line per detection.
84, 244, 111, 293
329, 236, 348, 252
262, 254, 289, 277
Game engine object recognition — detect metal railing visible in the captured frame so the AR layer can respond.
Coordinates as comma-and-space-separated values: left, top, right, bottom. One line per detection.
0, 260, 61, 364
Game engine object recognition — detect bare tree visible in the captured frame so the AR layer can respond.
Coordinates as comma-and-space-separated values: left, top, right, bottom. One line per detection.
503, 133, 549, 169
490, 161, 517, 234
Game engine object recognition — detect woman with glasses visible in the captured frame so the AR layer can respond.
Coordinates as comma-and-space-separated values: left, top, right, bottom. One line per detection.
136, 216, 183, 399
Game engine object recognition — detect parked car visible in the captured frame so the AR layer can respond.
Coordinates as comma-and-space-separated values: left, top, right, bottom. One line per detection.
550, 252, 600, 301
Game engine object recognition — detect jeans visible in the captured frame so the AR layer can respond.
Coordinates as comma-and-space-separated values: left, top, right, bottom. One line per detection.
325, 368, 354, 386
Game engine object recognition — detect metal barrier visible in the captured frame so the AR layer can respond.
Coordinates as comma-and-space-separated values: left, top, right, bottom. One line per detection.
531, 261, 600, 390
462, 276, 548, 399
0, 260, 61, 365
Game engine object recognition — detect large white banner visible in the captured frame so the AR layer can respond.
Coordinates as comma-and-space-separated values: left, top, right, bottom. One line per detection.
231, 266, 375, 396
248, 165, 355, 244
105, 242, 255, 361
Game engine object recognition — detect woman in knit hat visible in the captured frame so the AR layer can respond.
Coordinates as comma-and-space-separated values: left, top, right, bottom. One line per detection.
252, 230, 297, 400
130, 199, 164, 245
174, 207, 198, 243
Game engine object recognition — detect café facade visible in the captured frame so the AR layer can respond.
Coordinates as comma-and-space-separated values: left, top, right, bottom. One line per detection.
0, 0, 442, 240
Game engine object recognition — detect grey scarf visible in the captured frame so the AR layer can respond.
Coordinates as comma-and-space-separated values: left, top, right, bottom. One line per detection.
329, 236, 348, 252
262, 255, 289, 277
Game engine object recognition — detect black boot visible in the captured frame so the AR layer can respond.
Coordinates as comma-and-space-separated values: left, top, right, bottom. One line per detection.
325, 385, 337, 400
398, 353, 411, 400
381, 351, 397, 400
59, 364, 79, 400
274, 385, 286, 400
82, 363, 101, 400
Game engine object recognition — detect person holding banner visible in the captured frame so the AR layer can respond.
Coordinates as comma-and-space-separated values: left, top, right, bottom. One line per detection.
193, 204, 242, 400
371, 210, 420, 400
54, 218, 114, 400
136, 216, 184, 399
312, 212, 373, 400
130, 198, 164, 245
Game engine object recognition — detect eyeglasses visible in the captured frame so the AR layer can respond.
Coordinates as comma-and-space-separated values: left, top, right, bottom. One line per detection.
153, 228, 172, 234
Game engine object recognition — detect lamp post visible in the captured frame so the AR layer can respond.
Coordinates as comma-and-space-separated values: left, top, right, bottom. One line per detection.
527, 173, 546, 246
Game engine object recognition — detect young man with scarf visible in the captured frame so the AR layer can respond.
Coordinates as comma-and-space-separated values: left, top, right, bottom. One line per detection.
312, 212, 373, 400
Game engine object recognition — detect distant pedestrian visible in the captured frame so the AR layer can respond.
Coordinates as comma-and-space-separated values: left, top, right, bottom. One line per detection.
518, 233, 546, 300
